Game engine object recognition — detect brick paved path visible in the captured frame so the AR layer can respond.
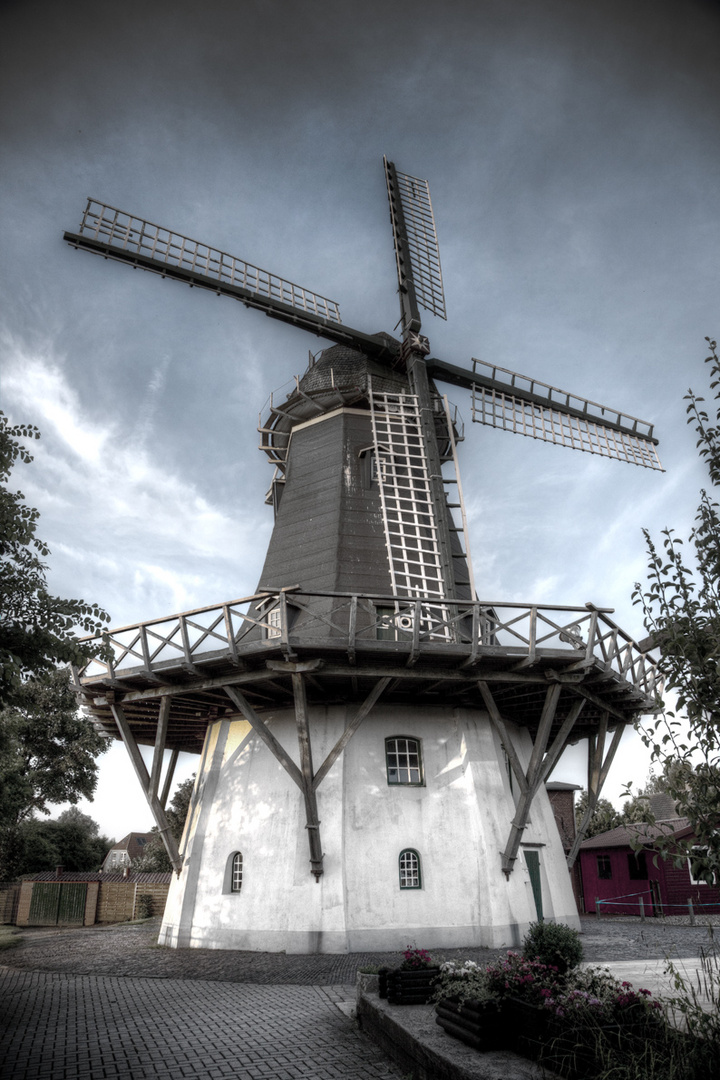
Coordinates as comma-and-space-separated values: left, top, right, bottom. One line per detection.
0, 972, 402, 1080
3, 914, 718, 983
1, 916, 717, 1079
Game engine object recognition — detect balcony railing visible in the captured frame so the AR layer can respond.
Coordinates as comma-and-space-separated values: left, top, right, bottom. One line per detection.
78, 591, 662, 703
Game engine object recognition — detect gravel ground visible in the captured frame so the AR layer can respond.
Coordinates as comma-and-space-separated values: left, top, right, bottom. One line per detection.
2, 914, 718, 984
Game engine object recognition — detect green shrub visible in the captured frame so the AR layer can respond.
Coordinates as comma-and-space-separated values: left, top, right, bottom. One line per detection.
134, 893, 154, 919
522, 921, 583, 975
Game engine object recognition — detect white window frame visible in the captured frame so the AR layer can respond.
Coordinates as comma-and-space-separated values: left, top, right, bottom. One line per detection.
386, 736, 423, 786
399, 849, 422, 889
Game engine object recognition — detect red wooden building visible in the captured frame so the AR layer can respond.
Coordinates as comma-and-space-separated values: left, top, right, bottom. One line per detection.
579, 818, 720, 918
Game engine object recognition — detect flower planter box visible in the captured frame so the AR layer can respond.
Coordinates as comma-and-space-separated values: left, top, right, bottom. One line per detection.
435, 998, 505, 1050
501, 997, 594, 1079
380, 967, 441, 1005
500, 998, 667, 1080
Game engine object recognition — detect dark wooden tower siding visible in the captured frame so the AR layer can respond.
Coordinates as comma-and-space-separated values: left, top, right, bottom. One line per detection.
256, 343, 472, 602
258, 406, 391, 596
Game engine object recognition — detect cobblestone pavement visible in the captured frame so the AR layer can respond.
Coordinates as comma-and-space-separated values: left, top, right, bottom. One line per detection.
1, 916, 717, 1080
0, 972, 403, 1080
2, 914, 718, 983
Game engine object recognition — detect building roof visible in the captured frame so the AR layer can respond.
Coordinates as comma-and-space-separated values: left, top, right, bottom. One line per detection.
545, 781, 582, 792
21, 871, 172, 883
106, 832, 155, 859
580, 818, 689, 850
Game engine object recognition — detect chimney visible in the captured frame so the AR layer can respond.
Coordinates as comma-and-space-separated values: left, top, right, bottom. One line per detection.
55, 865, 64, 878
123, 866, 129, 879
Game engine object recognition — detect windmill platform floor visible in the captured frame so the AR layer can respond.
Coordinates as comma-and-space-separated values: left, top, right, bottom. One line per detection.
1, 917, 718, 1080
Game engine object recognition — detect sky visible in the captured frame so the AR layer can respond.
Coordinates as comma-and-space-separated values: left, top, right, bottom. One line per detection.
1, 0, 719, 841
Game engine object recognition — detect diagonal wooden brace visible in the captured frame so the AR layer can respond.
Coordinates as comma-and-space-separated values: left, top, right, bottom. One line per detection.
480, 681, 585, 877
566, 712, 625, 868
110, 703, 183, 874
291, 674, 324, 880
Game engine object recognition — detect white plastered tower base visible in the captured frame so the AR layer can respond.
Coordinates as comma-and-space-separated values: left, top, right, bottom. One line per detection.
159, 703, 580, 954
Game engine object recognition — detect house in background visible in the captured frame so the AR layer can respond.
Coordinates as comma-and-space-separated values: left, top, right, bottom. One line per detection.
101, 832, 154, 872
546, 781, 583, 912
579, 815, 720, 917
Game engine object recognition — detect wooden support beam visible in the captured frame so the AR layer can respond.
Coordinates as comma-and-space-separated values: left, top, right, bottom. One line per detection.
480, 682, 586, 878
291, 674, 324, 880
110, 703, 183, 874
223, 685, 304, 790
497, 684, 561, 877
312, 677, 392, 791
566, 715, 625, 868
149, 696, 171, 801
479, 681, 528, 796
159, 747, 179, 810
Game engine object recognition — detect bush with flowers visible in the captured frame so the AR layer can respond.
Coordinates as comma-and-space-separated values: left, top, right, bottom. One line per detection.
541, 965, 663, 1025
484, 950, 562, 1006
399, 946, 435, 971
432, 959, 502, 1010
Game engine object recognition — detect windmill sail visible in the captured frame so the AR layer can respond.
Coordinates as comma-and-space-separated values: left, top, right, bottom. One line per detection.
468, 358, 663, 470
384, 158, 447, 323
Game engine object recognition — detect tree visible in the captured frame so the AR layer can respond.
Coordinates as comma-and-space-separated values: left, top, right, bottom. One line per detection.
574, 791, 622, 838
0, 412, 109, 707
632, 338, 720, 883
0, 668, 111, 877
0, 413, 112, 879
131, 775, 196, 872
4, 808, 112, 877
0, 667, 109, 829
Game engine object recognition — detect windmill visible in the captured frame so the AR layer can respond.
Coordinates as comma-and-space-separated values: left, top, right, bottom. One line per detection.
65, 160, 662, 952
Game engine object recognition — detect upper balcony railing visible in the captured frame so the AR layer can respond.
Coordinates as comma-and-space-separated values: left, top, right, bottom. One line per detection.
77, 590, 662, 704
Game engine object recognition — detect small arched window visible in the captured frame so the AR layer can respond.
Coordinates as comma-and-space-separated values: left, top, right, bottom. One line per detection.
386, 737, 423, 785
231, 852, 243, 892
223, 851, 244, 894
399, 849, 422, 889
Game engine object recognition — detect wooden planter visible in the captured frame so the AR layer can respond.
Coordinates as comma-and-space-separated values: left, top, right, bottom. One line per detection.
499, 997, 590, 1078
435, 998, 505, 1050
379, 966, 441, 1005
500, 998, 673, 1080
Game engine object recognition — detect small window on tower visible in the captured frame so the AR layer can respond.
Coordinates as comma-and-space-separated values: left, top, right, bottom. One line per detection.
371, 452, 390, 483
266, 607, 282, 639
386, 737, 423, 785
399, 849, 422, 889
231, 852, 243, 892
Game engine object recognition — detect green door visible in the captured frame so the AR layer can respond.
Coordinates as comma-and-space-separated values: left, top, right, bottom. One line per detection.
28, 883, 61, 925
28, 882, 86, 925
524, 850, 544, 922
58, 883, 86, 924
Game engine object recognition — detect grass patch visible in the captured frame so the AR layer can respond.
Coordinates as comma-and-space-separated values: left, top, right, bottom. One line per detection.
0, 926, 23, 951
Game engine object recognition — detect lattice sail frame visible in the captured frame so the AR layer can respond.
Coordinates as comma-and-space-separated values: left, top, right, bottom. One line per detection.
385, 162, 447, 320
470, 359, 663, 471
368, 382, 452, 639
73, 199, 342, 323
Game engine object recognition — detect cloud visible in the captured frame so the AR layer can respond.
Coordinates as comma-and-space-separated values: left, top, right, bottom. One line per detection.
1, 334, 270, 625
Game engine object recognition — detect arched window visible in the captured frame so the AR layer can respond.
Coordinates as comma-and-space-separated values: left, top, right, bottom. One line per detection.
223, 851, 244, 894
399, 849, 421, 889
385, 737, 423, 785
231, 852, 243, 892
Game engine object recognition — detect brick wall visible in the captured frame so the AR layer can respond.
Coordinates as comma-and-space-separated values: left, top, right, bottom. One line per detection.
15, 882, 33, 926
0, 884, 21, 924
